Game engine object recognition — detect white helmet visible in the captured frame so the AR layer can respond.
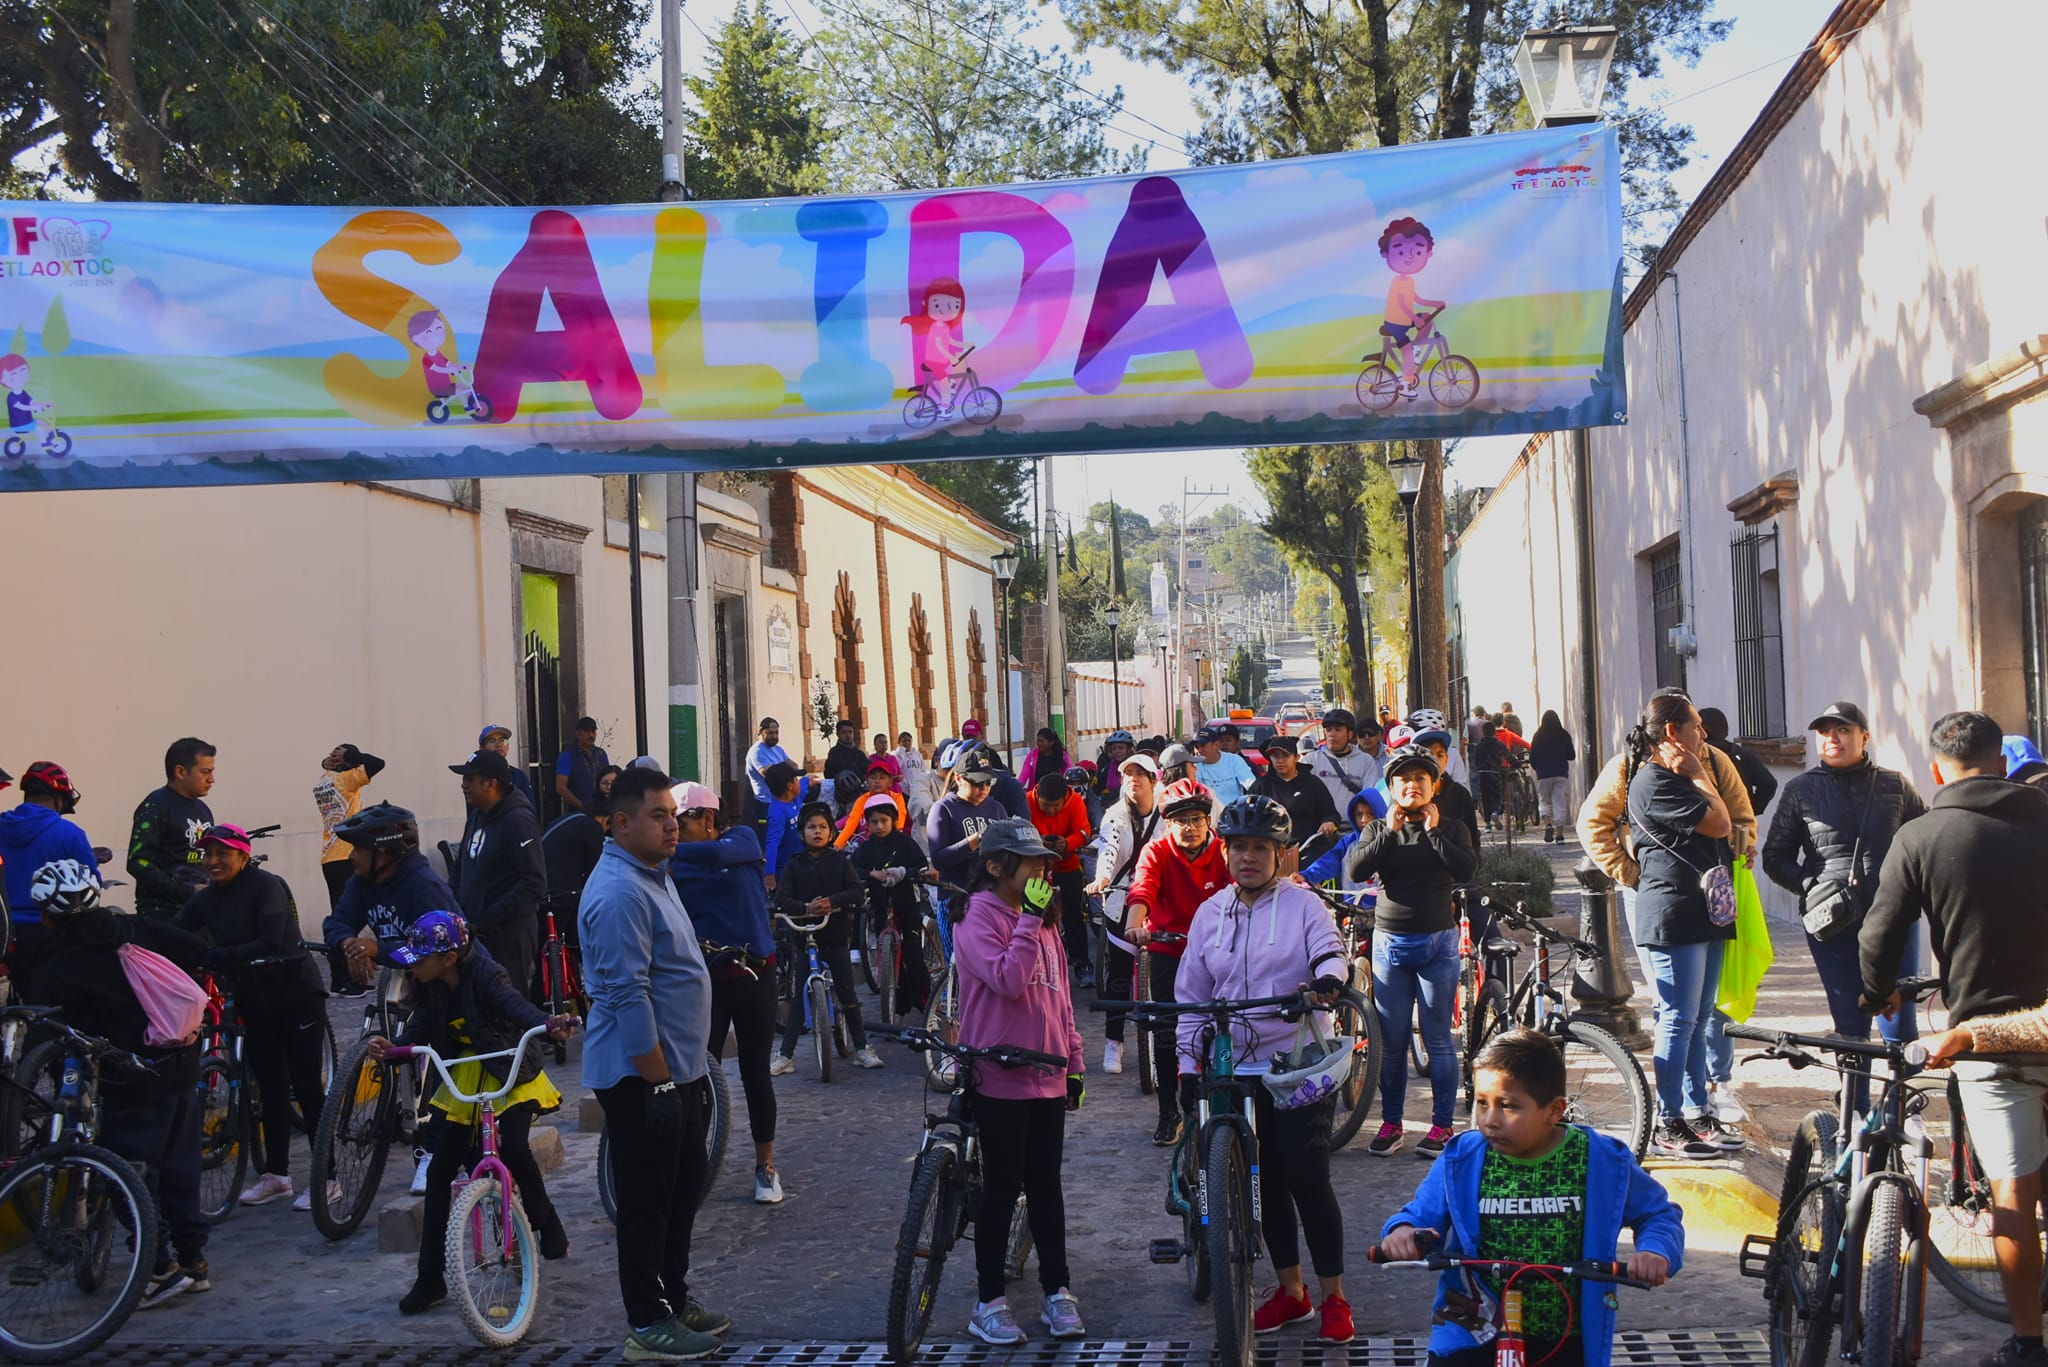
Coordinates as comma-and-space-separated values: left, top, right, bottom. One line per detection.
1406, 708, 1449, 733
1263, 1012, 1358, 1111
30, 859, 101, 916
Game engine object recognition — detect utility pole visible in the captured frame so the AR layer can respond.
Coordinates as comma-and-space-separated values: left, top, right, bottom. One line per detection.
657, 0, 701, 777
1177, 480, 1228, 736
1044, 461, 1065, 742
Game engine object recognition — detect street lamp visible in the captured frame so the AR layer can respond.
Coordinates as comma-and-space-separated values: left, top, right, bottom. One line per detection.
1513, 25, 1619, 126
1104, 601, 1124, 732
1389, 452, 1425, 711
992, 547, 1019, 759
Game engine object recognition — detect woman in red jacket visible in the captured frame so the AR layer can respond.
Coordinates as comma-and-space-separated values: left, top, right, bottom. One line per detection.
1125, 779, 1227, 1145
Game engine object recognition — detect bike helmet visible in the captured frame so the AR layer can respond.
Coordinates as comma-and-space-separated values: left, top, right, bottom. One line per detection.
1406, 708, 1449, 733
1063, 765, 1091, 787
1215, 795, 1293, 845
1159, 778, 1215, 820
392, 909, 468, 965
1107, 729, 1134, 746
1263, 1011, 1358, 1111
333, 802, 420, 854
19, 760, 80, 814
31, 859, 100, 916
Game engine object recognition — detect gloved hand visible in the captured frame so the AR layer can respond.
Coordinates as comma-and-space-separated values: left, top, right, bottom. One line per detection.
645, 1080, 687, 1150
883, 867, 907, 887
1177, 1072, 1202, 1118
1023, 876, 1058, 925
1067, 1074, 1085, 1111
1310, 974, 1345, 1002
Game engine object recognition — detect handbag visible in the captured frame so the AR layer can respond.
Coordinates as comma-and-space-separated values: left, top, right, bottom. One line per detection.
117, 942, 208, 1047
1633, 803, 1737, 928
1800, 772, 1880, 942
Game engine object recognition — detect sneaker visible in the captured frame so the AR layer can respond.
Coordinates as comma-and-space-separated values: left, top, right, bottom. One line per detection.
398, 1277, 448, 1315
1709, 1081, 1748, 1125
1152, 1114, 1183, 1147
854, 1046, 885, 1069
754, 1165, 784, 1205
967, 1297, 1028, 1346
1076, 965, 1095, 990
624, 1318, 722, 1362
239, 1173, 293, 1206
1367, 1122, 1405, 1156
1103, 1041, 1124, 1074
1983, 1335, 2048, 1366
178, 1259, 210, 1294
292, 1179, 341, 1213
1041, 1288, 1087, 1339
1650, 1117, 1721, 1161
768, 1054, 797, 1077
680, 1300, 733, 1337
409, 1148, 432, 1196
1417, 1126, 1453, 1158
1253, 1285, 1314, 1333
1319, 1294, 1355, 1344
1691, 1113, 1747, 1152
138, 1262, 207, 1309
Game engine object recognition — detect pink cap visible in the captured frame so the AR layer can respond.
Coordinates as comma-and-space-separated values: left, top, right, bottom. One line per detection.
670, 780, 721, 813
960, 718, 984, 739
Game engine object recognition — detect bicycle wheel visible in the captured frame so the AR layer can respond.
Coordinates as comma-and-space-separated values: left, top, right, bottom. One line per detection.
810, 979, 834, 1082
1003, 1195, 1032, 1282
902, 391, 941, 430
861, 914, 882, 994
1858, 1179, 1908, 1367
1356, 362, 1401, 412
1771, 1111, 1841, 1367
885, 1144, 957, 1365
2, 1041, 64, 1159
292, 1015, 337, 1134
1551, 1019, 1652, 1159
1924, 1074, 2027, 1319
924, 967, 960, 1091
1204, 1127, 1255, 1367
1465, 980, 1510, 1105
310, 1035, 398, 1240
1177, 1137, 1211, 1301
960, 386, 1002, 425
702, 1058, 730, 1204
1427, 354, 1480, 408
448, 1175, 541, 1347
0, 1142, 158, 1363
1327, 986, 1385, 1151
834, 1009, 854, 1059
196, 1053, 248, 1224
1136, 947, 1157, 1097
877, 927, 900, 1026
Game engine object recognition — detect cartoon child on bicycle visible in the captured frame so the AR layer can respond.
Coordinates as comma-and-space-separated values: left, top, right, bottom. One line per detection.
902, 278, 971, 414
407, 309, 481, 414
1377, 218, 1446, 400
1, 354, 61, 449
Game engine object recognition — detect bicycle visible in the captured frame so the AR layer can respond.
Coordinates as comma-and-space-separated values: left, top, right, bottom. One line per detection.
1356, 309, 1480, 413
869, 1022, 1060, 1365
424, 364, 495, 424
923, 885, 965, 1091
3, 413, 73, 460
903, 346, 1003, 429
0, 1005, 161, 1363
381, 1022, 563, 1346
1500, 754, 1540, 848
1731, 987, 1967, 1367
537, 893, 587, 1066
1400, 884, 1483, 1080
868, 876, 938, 1027
1106, 989, 1318, 1367
1463, 890, 1652, 1158
1303, 886, 1387, 1151
308, 957, 423, 1240
775, 913, 854, 1081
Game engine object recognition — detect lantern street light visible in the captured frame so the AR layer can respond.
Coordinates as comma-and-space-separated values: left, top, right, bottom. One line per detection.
1104, 601, 1125, 732
1389, 452, 1426, 712
1513, 25, 1619, 127
992, 547, 1020, 759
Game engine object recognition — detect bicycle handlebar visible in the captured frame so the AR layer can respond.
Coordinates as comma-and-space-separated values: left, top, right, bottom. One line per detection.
1365, 1229, 1646, 1287
383, 1023, 567, 1105
1723, 1021, 1906, 1063
774, 913, 831, 934
864, 1022, 1064, 1070
1902, 1046, 2048, 1069
1088, 990, 1308, 1020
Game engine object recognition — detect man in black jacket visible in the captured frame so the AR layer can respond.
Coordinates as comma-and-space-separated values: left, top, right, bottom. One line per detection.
449, 750, 547, 1000
128, 736, 216, 919
1250, 735, 1340, 866
1701, 707, 1778, 814
1861, 711, 2048, 1367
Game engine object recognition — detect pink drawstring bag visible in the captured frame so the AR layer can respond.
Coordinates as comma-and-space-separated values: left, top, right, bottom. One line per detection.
117, 943, 207, 1047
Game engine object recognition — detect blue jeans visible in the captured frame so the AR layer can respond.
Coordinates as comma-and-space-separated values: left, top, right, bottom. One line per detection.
1642, 940, 1723, 1119
1624, 886, 1733, 1087
1810, 921, 1920, 1113
1373, 927, 1461, 1128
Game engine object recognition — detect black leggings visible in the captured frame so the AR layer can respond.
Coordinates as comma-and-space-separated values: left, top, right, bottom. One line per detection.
1149, 951, 1182, 1121
1098, 942, 1136, 1042
709, 969, 778, 1145
780, 938, 868, 1056
1054, 869, 1091, 972
240, 987, 329, 1177
417, 1100, 557, 1285
1251, 1087, 1343, 1278
970, 1093, 1070, 1302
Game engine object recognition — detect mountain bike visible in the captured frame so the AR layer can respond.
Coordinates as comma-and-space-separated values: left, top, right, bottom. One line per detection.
537, 894, 586, 1066
868, 877, 939, 1026
923, 886, 965, 1091
869, 1022, 1061, 1365
0, 1006, 161, 1363
776, 913, 854, 1081
1304, 885, 1387, 1151
1367, 1229, 1655, 1361
903, 346, 1003, 429
1402, 885, 1484, 1079
309, 961, 422, 1240
1356, 309, 1480, 413
1130, 929, 1192, 1098
1463, 890, 1652, 1158
383, 1023, 564, 1346
1501, 754, 1540, 848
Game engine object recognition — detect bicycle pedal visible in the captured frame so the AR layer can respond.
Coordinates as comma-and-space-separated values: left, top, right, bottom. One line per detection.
1148, 1238, 1186, 1264
1737, 1232, 1776, 1281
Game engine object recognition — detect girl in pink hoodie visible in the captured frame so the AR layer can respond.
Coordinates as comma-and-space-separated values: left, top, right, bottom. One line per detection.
953, 817, 1087, 1346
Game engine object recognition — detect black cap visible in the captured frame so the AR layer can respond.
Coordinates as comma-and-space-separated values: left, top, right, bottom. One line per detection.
1262, 734, 1299, 756
758, 716, 779, 731
450, 750, 514, 784
1322, 707, 1358, 731
1216, 723, 1240, 740
1384, 748, 1441, 781
1807, 701, 1870, 732
959, 763, 997, 785
574, 716, 599, 732
1193, 726, 1221, 745
979, 817, 1053, 859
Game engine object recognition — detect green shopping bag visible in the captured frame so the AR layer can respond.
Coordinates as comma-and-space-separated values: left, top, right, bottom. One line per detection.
1718, 855, 1773, 1022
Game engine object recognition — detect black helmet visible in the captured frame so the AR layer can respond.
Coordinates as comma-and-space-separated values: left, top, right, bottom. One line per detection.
1215, 795, 1293, 845
334, 802, 420, 854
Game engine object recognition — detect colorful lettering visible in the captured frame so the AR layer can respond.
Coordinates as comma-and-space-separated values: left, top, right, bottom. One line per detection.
311, 210, 463, 427
474, 210, 641, 422
796, 200, 894, 411
906, 192, 1073, 389
649, 207, 783, 418
1074, 177, 1252, 395
10, 219, 38, 256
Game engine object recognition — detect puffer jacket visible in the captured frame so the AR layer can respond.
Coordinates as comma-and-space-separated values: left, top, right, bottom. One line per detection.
1577, 746, 1755, 889
1762, 758, 1926, 911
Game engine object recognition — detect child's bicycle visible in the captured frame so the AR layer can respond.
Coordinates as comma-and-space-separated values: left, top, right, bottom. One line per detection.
868, 1022, 1059, 1365
425, 365, 495, 424
381, 1021, 566, 1347
903, 346, 1003, 429
776, 912, 855, 1081
1356, 308, 1480, 413
1366, 1228, 1655, 1367
3, 416, 70, 459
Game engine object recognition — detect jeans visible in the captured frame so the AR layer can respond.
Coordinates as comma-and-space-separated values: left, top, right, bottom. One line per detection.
415, 1100, 558, 1287
1252, 1087, 1343, 1277
1642, 940, 1723, 1118
711, 969, 779, 1144
99, 1048, 206, 1272
780, 938, 868, 1057
1372, 927, 1461, 1128
969, 1093, 1070, 1302
597, 1075, 711, 1328
1809, 921, 1920, 1113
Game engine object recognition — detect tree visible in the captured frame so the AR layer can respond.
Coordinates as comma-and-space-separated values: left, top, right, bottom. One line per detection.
685, 0, 829, 200
913, 459, 1032, 537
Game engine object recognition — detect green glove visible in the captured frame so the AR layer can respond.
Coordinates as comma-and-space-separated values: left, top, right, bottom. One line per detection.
1023, 876, 1057, 922
1067, 1074, 1085, 1111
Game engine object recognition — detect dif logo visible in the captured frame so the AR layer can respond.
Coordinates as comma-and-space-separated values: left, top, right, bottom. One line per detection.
4, 216, 115, 278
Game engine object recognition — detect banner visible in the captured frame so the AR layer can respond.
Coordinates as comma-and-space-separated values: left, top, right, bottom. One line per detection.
0, 126, 1623, 491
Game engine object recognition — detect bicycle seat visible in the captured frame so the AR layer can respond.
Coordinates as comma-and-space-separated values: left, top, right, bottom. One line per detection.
1481, 936, 1521, 960
1378, 323, 1406, 339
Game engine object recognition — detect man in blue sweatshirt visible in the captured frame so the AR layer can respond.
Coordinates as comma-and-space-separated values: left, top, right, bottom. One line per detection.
0, 761, 97, 968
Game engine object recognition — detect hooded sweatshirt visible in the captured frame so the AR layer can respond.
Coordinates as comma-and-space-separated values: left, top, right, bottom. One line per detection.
1172, 879, 1344, 1073
953, 888, 1085, 1100
323, 850, 460, 957
1125, 835, 1230, 958
926, 791, 1004, 888
669, 824, 773, 959
1860, 776, 2048, 1025
454, 787, 547, 942
1300, 790, 1392, 892
772, 842, 866, 945
0, 804, 99, 924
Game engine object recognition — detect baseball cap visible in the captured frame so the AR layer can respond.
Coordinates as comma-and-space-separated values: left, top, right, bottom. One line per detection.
1385, 723, 1416, 750
959, 763, 997, 786
1118, 753, 1160, 778
1262, 734, 1299, 756
1807, 701, 1870, 732
1412, 728, 1455, 751
478, 723, 511, 745
670, 780, 721, 813
960, 719, 984, 740
1193, 726, 1221, 745
757, 716, 780, 731
2005, 735, 2048, 779
979, 817, 1053, 859
1384, 747, 1441, 780
1216, 723, 1240, 741
1322, 707, 1358, 731
197, 823, 253, 855
1159, 743, 1195, 771
449, 750, 514, 784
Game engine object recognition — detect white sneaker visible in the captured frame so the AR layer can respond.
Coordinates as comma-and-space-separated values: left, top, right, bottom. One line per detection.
1103, 1041, 1123, 1074
409, 1149, 432, 1197
291, 1180, 341, 1213
968, 1297, 1027, 1346
769, 1054, 797, 1077
239, 1173, 293, 1206
854, 1047, 885, 1069
754, 1165, 784, 1204
1710, 1082, 1748, 1125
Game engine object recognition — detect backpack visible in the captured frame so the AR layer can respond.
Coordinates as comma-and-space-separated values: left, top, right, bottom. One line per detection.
117, 942, 207, 1047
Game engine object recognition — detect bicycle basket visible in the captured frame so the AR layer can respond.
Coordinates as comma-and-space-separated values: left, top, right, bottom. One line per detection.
1263, 1011, 1355, 1111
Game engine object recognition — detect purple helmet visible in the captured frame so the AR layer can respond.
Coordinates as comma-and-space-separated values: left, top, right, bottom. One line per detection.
392, 910, 468, 966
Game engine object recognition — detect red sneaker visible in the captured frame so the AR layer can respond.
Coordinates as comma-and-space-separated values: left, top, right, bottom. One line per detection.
1318, 1294, 1355, 1344
1252, 1285, 1314, 1333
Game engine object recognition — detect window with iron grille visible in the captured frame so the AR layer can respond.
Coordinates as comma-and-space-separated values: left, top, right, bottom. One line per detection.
1648, 542, 1686, 693
1730, 525, 1788, 738
2024, 501, 2048, 749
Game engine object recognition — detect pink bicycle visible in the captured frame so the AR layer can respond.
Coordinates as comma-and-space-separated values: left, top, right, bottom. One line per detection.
384, 1023, 563, 1346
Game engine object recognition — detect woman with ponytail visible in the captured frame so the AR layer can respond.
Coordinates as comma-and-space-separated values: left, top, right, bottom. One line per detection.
1623, 693, 1737, 1161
